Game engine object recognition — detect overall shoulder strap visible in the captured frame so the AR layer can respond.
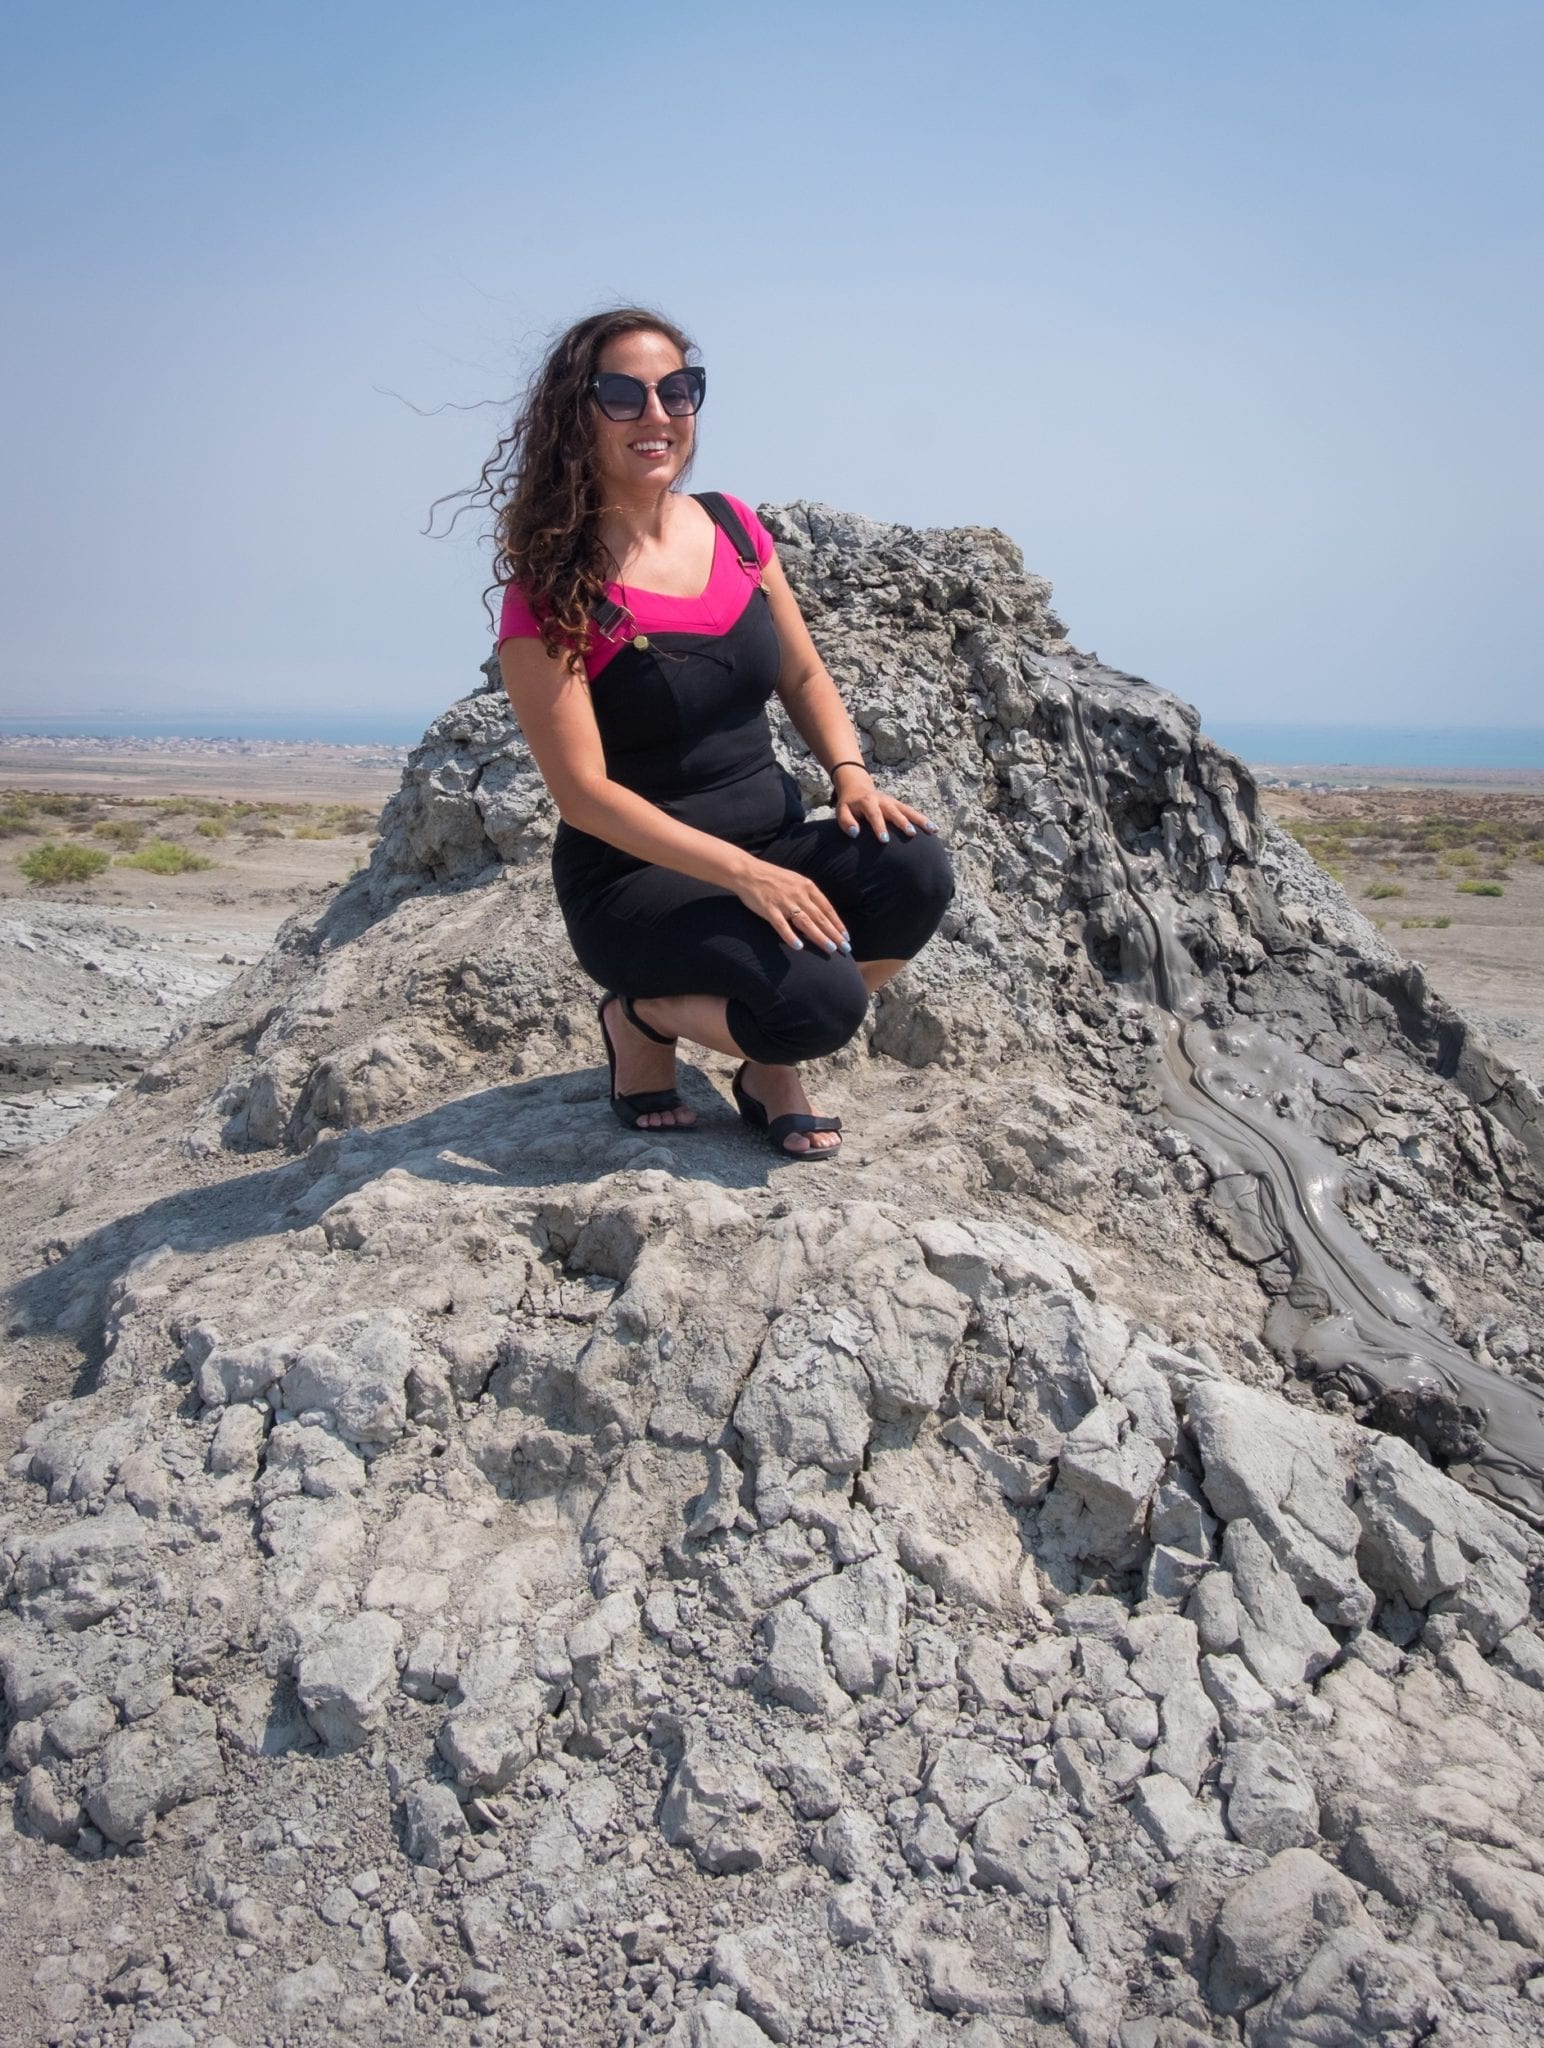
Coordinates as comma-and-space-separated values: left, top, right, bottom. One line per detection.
693, 491, 759, 569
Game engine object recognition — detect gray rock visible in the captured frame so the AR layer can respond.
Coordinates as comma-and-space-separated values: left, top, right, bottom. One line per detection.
21, 1764, 81, 1844
1222, 1519, 1338, 1693
812, 1806, 883, 1882
387, 1908, 432, 1978
1448, 1850, 1544, 1949
923, 1738, 1021, 1832
1219, 1737, 1318, 1852
1199, 1651, 1275, 1735
711, 1924, 802, 2041
295, 1610, 401, 1748
759, 1599, 844, 1717
227, 1896, 280, 1943
278, 1315, 415, 1451
195, 1336, 296, 1407
971, 1787, 1090, 1898
436, 1678, 557, 1791
10, 1513, 170, 1630
0, 1642, 80, 1719
1130, 1773, 1227, 1859
207, 1401, 267, 1475
1152, 1680, 1219, 1795
1210, 1848, 1371, 2014
1243, 1927, 1446, 2048
1186, 1381, 1371, 1625
660, 1740, 773, 1874
918, 1938, 1026, 2017
1189, 1569, 1243, 1654
777, 1731, 842, 1819
1497, 1626, 1544, 1691
1124, 1612, 1203, 1698
402, 1779, 468, 1869
83, 1697, 224, 1844
43, 1689, 117, 1759
1341, 1824, 1427, 1909
1046, 1399, 1165, 1566
1354, 1434, 1530, 1636
665, 2003, 780, 2047
269, 1961, 343, 2016
828, 1886, 877, 1946
127, 2024, 195, 2048
458, 1968, 510, 2015
801, 1554, 905, 1694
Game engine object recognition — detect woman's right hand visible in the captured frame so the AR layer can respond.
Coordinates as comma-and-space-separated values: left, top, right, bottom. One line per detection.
735, 859, 851, 955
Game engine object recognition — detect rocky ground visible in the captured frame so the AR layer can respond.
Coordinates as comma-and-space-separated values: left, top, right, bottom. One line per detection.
2, 505, 1543, 2048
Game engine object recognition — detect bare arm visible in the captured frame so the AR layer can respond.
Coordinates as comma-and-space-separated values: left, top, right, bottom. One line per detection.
760, 552, 936, 840
498, 635, 850, 953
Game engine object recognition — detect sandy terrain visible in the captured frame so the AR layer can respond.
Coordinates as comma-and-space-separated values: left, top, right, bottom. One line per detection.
1262, 782, 1544, 1086
0, 742, 402, 1151
0, 735, 406, 803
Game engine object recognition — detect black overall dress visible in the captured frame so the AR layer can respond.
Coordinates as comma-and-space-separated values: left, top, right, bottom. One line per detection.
549, 493, 953, 1068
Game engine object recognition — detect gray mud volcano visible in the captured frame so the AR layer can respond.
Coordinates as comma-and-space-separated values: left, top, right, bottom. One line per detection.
3, 504, 1544, 2048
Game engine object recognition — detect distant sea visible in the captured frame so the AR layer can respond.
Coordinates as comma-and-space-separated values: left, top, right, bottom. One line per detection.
3, 712, 1542, 773
1208, 723, 1544, 772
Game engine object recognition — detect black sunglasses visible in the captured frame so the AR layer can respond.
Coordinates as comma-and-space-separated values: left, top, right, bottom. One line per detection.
589, 366, 706, 422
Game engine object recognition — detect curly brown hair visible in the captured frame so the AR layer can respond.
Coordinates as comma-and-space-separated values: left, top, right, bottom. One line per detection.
470, 307, 698, 661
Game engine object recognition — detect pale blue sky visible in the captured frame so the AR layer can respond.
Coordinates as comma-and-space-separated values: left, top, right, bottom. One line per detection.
2, 0, 1540, 732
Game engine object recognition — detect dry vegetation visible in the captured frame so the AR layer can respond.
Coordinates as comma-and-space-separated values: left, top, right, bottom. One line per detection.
0, 788, 379, 888
1279, 788, 1544, 923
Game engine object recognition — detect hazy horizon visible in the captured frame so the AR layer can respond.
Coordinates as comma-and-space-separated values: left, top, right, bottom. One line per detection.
3, 1, 1540, 733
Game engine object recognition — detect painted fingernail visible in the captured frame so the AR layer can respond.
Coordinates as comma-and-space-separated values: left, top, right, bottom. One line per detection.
824, 939, 837, 953
839, 941, 852, 954
903, 823, 916, 835
846, 824, 859, 838
790, 937, 803, 950
879, 831, 890, 843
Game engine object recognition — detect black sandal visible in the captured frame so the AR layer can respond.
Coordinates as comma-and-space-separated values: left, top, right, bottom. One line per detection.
731, 1062, 843, 1162
596, 993, 695, 1132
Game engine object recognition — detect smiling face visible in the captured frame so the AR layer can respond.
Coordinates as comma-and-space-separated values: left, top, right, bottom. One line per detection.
590, 327, 695, 497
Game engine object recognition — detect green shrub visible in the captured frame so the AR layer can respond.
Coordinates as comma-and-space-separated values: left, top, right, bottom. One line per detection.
292, 824, 335, 840
0, 804, 36, 836
1365, 882, 1403, 900
1433, 914, 1452, 927
20, 840, 110, 885
117, 839, 215, 875
324, 805, 375, 834
1456, 880, 1503, 897
93, 818, 148, 847
194, 818, 227, 838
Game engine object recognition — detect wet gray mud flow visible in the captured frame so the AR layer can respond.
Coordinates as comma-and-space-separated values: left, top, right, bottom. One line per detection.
1059, 684, 1544, 1528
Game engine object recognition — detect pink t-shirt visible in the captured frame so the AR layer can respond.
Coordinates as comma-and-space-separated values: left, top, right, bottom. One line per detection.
496, 493, 775, 681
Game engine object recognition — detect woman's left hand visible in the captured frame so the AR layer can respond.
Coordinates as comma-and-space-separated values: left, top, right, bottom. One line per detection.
832, 765, 937, 844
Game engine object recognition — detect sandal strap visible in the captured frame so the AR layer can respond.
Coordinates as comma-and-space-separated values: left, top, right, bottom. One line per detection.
621, 995, 677, 1046
767, 1112, 843, 1149
617, 1088, 685, 1115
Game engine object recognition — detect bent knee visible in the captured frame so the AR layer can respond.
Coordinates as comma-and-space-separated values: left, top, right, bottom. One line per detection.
861, 832, 955, 959
728, 958, 870, 1065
